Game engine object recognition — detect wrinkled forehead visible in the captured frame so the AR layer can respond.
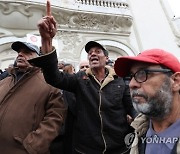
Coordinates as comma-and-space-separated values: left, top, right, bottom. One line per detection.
88, 46, 103, 52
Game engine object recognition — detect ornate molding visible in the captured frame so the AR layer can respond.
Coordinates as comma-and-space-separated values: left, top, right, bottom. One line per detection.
0, 28, 13, 38
0, 1, 132, 34
56, 31, 83, 56
0, 2, 38, 17
54, 10, 132, 34
0, 2, 45, 30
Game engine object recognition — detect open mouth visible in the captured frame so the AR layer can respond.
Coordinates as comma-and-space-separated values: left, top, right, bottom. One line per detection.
90, 57, 99, 63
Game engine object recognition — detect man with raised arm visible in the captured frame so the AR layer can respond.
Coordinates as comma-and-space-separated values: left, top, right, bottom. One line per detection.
28, 2, 136, 153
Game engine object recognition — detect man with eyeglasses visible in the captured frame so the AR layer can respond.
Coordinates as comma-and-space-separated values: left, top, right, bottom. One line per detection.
114, 49, 180, 154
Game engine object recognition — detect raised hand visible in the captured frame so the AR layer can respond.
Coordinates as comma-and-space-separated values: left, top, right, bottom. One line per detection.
37, 16, 57, 40
37, 0, 57, 54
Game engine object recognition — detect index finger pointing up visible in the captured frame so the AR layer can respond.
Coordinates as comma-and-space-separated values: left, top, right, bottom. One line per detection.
46, 0, 51, 16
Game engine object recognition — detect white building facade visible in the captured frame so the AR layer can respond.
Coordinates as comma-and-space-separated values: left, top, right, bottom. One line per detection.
0, 0, 179, 70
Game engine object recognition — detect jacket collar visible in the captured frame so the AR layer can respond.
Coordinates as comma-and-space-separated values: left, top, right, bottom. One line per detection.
131, 113, 149, 137
85, 66, 118, 88
10, 67, 40, 76
86, 65, 117, 77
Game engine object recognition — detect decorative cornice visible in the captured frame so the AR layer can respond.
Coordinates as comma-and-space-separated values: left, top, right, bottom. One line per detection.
0, 2, 36, 16
54, 10, 132, 35
0, 1, 132, 35
0, 28, 13, 38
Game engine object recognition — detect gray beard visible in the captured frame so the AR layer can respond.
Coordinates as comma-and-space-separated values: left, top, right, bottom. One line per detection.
132, 77, 172, 119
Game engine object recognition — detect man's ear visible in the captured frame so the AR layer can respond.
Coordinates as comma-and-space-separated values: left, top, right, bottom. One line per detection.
105, 56, 109, 63
171, 72, 180, 92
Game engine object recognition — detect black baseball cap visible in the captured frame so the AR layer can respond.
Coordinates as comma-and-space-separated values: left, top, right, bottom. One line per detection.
11, 41, 40, 55
85, 41, 108, 56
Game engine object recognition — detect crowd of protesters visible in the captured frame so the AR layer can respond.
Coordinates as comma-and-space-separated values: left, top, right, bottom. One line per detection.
1, 1, 180, 154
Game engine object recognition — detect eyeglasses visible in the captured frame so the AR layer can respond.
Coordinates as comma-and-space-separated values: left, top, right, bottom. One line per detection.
125, 69, 172, 83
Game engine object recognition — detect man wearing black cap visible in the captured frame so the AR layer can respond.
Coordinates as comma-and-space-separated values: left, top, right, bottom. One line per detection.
28, 16, 137, 154
0, 41, 66, 154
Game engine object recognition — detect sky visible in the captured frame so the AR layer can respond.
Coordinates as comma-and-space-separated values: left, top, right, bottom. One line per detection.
168, 0, 180, 17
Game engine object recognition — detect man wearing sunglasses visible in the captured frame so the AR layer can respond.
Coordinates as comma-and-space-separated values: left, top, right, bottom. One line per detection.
114, 49, 180, 154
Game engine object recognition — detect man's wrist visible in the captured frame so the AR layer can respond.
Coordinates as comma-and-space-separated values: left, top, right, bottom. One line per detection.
41, 38, 53, 54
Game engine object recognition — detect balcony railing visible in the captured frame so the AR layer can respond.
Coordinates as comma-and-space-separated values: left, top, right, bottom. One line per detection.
76, 0, 129, 9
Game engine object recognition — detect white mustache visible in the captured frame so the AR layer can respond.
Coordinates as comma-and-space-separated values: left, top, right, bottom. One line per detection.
131, 90, 147, 99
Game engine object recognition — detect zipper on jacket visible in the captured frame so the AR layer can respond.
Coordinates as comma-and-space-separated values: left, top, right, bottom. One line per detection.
99, 89, 107, 154
75, 149, 86, 154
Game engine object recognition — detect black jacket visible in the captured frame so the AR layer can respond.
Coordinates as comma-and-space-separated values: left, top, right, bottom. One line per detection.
29, 51, 136, 154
